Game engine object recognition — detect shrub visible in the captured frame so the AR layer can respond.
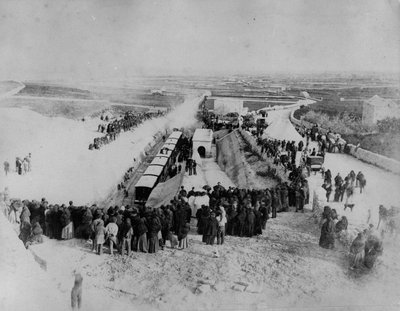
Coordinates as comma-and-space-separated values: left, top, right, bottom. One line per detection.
377, 117, 400, 134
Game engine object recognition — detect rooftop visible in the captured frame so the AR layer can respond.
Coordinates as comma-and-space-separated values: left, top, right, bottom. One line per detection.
365, 95, 396, 107
192, 128, 213, 142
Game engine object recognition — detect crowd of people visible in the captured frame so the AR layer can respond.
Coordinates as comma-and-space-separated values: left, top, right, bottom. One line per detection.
186, 179, 310, 241
3, 154, 32, 177
321, 169, 367, 211
319, 205, 383, 270
258, 138, 309, 172
2, 174, 311, 254
295, 123, 346, 154
89, 110, 165, 150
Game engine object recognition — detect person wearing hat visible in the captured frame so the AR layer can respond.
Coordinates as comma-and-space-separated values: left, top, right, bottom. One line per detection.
18, 204, 31, 245
205, 211, 219, 245
147, 210, 162, 253
61, 205, 74, 240
131, 210, 148, 253
319, 209, 335, 250
349, 231, 366, 269
3, 161, 9, 176
217, 206, 227, 245
119, 218, 133, 256
105, 217, 119, 255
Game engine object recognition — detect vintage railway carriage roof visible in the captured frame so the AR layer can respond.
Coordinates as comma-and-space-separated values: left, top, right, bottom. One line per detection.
168, 131, 183, 140
143, 165, 164, 177
150, 156, 169, 167
162, 143, 176, 150
135, 175, 158, 189
156, 149, 172, 158
165, 138, 178, 145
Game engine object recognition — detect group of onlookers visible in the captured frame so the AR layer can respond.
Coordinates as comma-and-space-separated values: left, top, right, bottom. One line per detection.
319, 205, 383, 270
296, 123, 346, 154
3, 154, 32, 176
89, 110, 165, 150
258, 138, 302, 171
321, 169, 366, 211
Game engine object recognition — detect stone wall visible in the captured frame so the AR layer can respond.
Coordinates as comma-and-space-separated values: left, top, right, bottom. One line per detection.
346, 143, 400, 175
291, 108, 400, 174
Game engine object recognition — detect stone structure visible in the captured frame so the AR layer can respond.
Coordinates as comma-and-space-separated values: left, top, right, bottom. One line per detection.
192, 128, 213, 158
362, 95, 400, 125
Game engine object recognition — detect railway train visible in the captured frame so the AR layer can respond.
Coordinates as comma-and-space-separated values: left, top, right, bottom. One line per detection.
134, 130, 183, 203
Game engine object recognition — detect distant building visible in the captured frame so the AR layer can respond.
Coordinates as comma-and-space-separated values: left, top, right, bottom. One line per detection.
265, 85, 286, 93
192, 128, 213, 158
150, 88, 166, 96
300, 91, 310, 98
362, 95, 400, 125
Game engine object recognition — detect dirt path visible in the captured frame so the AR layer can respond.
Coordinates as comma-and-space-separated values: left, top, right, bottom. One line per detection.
29, 210, 400, 311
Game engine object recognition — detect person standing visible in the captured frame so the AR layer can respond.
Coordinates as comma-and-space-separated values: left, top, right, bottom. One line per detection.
205, 212, 219, 245
192, 160, 197, 175
322, 180, 332, 202
271, 190, 278, 218
357, 171, 366, 194
91, 214, 104, 253
120, 218, 133, 256
281, 183, 289, 212
349, 232, 366, 269
319, 214, 335, 249
217, 206, 226, 244
132, 211, 148, 253
60, 205, 74, 240
71, 273, 83, 310
95, 222, 105, 255
3, 161, 10, 176
344, 185, 355, 212
188, 159, 193, 176
105, 217, 119, 255
147, 211, 162, 253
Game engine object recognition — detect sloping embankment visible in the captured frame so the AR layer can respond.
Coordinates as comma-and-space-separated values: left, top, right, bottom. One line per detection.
215, 130, 248, 188
0, 212, 68, 311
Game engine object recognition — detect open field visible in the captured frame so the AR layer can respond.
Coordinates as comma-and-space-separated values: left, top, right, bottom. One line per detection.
0, 80, 22, 94
293, 86, 400, 120
16, 82, 93, 99
0, 80, 186, 119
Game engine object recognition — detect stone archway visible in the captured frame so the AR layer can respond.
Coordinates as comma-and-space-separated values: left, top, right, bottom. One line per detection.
197, 146, 206, 158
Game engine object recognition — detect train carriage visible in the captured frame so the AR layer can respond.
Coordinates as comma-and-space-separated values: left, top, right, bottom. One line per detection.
134, 130, 183, 204
144, 165, 168, 181
150, 156, 169, 167
134, 175, 159, 203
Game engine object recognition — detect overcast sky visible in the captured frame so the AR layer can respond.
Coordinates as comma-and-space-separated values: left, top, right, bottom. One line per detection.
0, 0, 399, 80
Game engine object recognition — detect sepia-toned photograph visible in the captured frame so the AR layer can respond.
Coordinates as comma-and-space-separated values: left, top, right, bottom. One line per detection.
0, 0, 399, 310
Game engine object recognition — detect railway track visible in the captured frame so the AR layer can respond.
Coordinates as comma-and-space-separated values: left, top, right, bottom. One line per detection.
98, 134, 166, 209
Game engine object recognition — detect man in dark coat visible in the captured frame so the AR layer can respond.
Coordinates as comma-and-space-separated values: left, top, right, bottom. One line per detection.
319, 215, 335, 249
226, 203, 238, 235
253, 207, 262, 235
237, 207, 247, 236
280, 184, 289, 212
245, 207, 255, 237
334, 173, 343, 188
131, 212, 148, 252
205, 212, 219, 245
271, 190, 278, 218
259, 201, 268, 230
19, 205, 31, 245
147, 211, 162, 253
